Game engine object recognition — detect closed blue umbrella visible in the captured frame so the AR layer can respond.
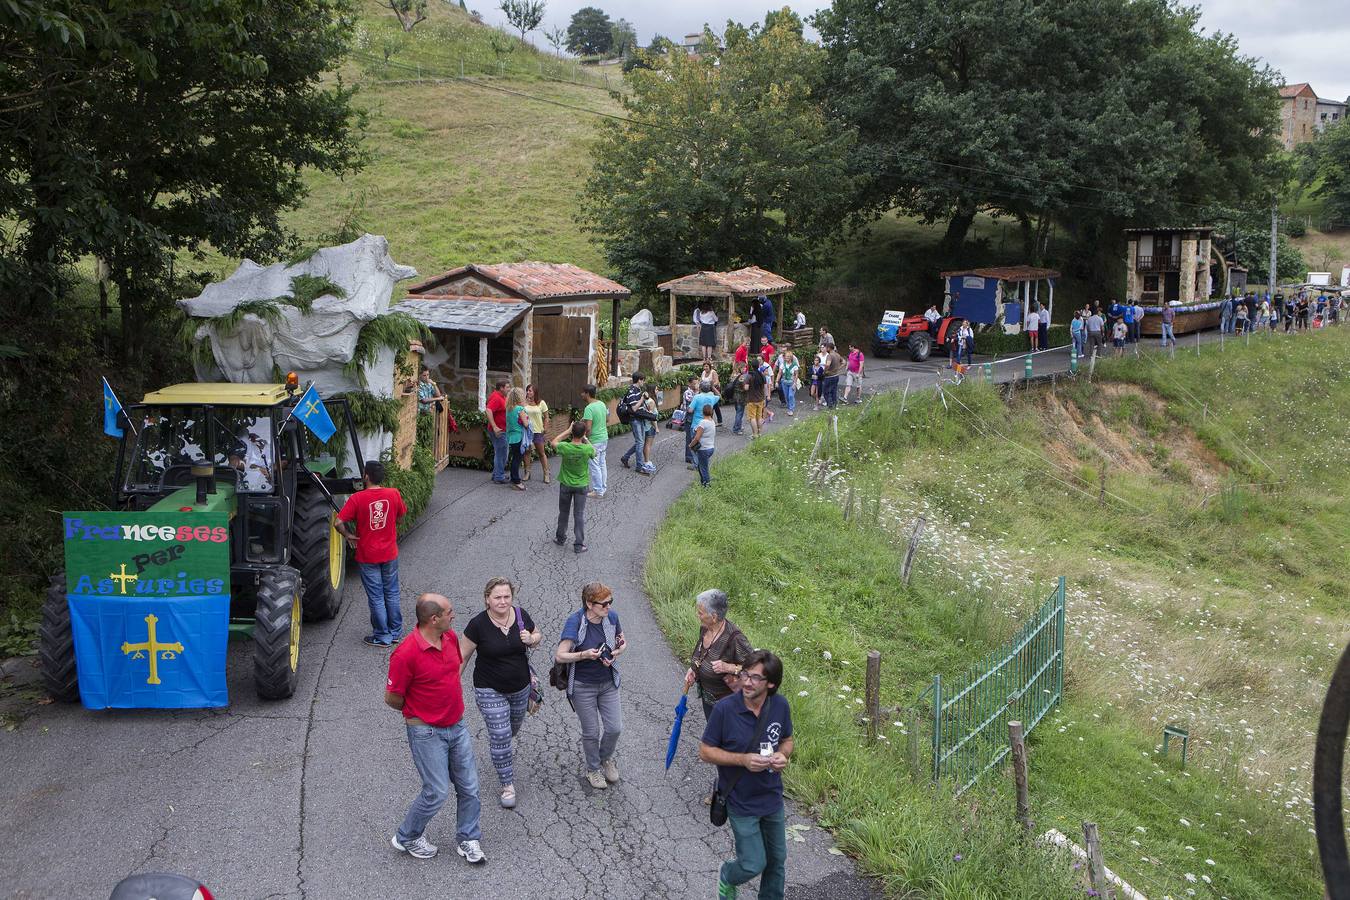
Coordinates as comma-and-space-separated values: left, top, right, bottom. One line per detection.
665, 687, 690, 770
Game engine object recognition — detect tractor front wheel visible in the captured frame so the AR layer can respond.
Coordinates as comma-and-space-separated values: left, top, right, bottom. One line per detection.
254, 566, 303, 700
292, 485, 345, 621
39, 574, 79, 702
907, 331, 933, 362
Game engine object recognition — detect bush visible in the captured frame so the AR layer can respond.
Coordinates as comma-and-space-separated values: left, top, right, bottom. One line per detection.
386, 444, 435, 534
1284, 218, 1306, 237
973, 325, 1068, 355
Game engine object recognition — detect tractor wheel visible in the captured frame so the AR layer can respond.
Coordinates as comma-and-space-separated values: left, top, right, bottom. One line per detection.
39, 574, 79, 702
907, 332, 933, 362
292, 485, 345, 621
253, 566, 303, 700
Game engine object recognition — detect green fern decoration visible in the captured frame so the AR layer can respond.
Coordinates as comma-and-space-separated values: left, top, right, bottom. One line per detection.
340, 389, 403, 435
343, 312, 430, 386
283, 274, 345, 313
209, 298, 284, 336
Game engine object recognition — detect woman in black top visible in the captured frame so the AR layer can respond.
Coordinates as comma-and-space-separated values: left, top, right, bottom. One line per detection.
460, 577, 543, 809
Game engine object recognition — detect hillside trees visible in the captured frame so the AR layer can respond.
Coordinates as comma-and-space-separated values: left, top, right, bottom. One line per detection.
812, 0, 1282, 259
1298, 120, 1350, 227
566, 6, 612, 56
499, 0, 545, 43
382, 0, 428, 31
580, 14, 855, 294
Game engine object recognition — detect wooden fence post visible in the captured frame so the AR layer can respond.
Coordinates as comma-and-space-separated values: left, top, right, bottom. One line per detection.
899, 379, 910, 417
1009, 721, 1031, 837
865, 650, 881, 742
902, 517, 926, 585
1082, 822, 1115, 900
808, 431, 823, 467
844, 485, 855, 521
1097, 466, 1106, 505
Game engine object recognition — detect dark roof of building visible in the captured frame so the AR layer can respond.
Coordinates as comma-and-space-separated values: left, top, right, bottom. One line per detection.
1122, 226, 1215, 234
404, 262, 629, 301
657, 266, 796, 296
396, 298, 531, 337
940, 266, 1060, 283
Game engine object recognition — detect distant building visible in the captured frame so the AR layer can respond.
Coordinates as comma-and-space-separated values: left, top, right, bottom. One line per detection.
1316, 97, 1347, 134
1280, 83, 1319, 150
1123, 227, 1214, 305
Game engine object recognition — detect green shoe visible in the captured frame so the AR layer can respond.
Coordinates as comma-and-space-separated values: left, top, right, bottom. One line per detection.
717, 878, 736, 899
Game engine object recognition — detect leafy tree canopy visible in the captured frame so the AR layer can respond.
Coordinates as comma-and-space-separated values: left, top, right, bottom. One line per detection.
609, 17, 637, 58
812, 0, 1283, 255
499, 0, 545, 42
566, 6, 612, 56
1298, 121, 1350, 227
580, 16, 857, 295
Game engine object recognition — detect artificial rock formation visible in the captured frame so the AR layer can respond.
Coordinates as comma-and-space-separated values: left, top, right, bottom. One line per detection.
178, 234, 418, 398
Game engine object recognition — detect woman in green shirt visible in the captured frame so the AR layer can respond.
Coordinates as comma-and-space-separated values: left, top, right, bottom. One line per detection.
505, 386, 529, 491
550, 421, 595, 552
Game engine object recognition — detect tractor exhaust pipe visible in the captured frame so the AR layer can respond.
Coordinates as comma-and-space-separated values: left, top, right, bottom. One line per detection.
191, 461, 216, 505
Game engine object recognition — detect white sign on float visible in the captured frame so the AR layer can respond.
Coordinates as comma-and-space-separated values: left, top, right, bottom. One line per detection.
1308, 271, 1332, 287
1340, 266, 1349, 288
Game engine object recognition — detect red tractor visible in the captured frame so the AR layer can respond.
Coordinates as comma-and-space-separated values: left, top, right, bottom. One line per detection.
871, 309, 962, 362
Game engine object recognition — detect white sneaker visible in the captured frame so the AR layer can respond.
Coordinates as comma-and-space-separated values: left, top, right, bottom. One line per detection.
457, 839, 486, 865
601, 758, 620, 784
391, 833, 437, 859
586, 769, 608, 789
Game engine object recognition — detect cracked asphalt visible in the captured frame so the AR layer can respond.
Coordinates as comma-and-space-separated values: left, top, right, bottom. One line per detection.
0, 346, 1081, 900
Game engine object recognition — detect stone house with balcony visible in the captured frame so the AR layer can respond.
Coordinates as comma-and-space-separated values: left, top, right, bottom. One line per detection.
1123, 227, 1214, 305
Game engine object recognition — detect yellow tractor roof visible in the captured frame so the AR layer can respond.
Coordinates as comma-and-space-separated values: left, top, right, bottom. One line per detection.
141, 383, 290, 406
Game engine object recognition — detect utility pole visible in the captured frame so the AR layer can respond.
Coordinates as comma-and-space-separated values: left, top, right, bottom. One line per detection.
1269, 195, 1279, 299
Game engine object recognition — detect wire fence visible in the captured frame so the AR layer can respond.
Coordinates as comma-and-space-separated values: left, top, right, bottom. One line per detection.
920, 577, 1066, 796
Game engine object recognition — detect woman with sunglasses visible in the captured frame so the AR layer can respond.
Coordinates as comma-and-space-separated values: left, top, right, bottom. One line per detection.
555, 582, 627, 790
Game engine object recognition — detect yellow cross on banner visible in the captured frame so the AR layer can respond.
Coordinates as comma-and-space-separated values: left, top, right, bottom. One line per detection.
120, 614, 185, 686
108, 563, 138, 595
304, 398, 320, 417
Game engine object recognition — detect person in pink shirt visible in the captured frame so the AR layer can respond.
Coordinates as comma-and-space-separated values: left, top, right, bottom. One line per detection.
843, 343, 866, 405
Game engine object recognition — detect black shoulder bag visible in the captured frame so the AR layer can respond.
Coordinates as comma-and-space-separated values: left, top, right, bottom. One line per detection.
709, 702, 774, 827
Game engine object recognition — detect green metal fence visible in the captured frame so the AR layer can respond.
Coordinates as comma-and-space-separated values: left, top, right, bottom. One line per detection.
920, 576, 1066, 795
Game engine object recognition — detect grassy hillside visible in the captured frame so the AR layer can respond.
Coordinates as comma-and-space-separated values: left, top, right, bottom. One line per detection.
646, 327, 1350, 897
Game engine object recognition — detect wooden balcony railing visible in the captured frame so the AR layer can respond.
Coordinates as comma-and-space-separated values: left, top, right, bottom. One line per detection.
1136, 254, 1181, 272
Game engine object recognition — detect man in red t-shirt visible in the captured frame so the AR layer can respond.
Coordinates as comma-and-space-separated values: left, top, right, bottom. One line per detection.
485, 379, 509, 485
337, 461, 408, 647
386, 593, 486, 864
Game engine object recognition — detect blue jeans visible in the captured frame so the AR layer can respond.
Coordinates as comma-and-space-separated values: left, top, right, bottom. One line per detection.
569, 679, 622, 772
695, 446, 714, 486
490, 430, 508, 483
822, 375, 840, 409
733, 403, 745, 434
1161, 322, 1175, 346
780, 380, 796, 413
622, 420, 649, 469
397, 722, 482, 845
588, 439, 608, 495
358, 560, 401, 643
722, 807, 787, 899
684, 419, 697, 463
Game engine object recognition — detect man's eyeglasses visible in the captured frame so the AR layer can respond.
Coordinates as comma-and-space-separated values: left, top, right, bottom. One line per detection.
739, 672, 768, 684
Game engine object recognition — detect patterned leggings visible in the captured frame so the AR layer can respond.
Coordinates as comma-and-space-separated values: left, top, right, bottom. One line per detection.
473, 684, 531, 786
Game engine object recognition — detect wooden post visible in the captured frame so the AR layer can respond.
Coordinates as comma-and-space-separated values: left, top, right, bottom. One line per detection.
808, 431, 823, 466
725, 295, 734, 355
610, 296, 620, 381
843, 485, 855, 521
1082, 822, 1114, 900
1097, 466, 1106, 505
899, 379, 911, 417
668, 290, 677, 336
1009, 721, 1031, 837
901, 517, 925, 584
865, 650, 881, 742
832, 415, 840, 457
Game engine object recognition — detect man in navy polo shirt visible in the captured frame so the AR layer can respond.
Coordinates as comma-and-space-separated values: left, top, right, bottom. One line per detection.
385, 593, 487, 865
700, 650, 794, 900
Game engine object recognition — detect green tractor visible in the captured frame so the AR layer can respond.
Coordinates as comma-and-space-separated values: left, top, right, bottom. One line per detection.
41, 381, 366, 701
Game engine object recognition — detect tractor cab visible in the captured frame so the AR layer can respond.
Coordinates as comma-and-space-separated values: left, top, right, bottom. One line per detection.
43, 380, 367, 705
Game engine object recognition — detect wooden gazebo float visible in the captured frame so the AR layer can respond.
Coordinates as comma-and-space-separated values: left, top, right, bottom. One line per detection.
657, 267, 796, 360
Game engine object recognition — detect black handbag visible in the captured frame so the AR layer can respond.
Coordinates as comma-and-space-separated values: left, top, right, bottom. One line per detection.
710, 702, 774, 827
548, 660, 569, 691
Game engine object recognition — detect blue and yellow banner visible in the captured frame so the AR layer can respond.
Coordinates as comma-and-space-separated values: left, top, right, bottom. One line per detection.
62, 512, 231, 709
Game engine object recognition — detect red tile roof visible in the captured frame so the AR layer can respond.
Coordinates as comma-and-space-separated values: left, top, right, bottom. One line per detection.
657, 266, 796, 296
405, 262, 629, 301
1280, 83, 1315, 99
941, 266, 1060, 283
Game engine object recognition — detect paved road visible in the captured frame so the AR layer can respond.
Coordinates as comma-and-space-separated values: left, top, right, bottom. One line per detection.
0, 344, 1084, 900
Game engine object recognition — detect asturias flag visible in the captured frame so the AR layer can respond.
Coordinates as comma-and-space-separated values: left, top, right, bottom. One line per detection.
102, 377, 124, 438
295, 383, 337, 443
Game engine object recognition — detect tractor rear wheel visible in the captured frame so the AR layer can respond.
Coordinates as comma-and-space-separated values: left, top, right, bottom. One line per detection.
292, 485, 345, 621
907, 332, 933, 362
254, 566, 303, 700
39, 574, 79, 702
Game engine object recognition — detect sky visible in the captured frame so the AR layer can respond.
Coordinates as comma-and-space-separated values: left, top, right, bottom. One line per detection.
482, 0, 1350, 101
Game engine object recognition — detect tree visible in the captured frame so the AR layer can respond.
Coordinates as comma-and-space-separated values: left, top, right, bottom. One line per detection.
580, 19, 856, 295
812, 0, 1283, 258
381, 0, 428, 32
609, 18, 637, 58
1300, 121, 1350, 227
543, 24, 567, 57
499, 0, 544, 43
566, 6, 612, 56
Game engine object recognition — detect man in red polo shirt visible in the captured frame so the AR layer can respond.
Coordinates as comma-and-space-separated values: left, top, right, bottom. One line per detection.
337, 461, 408, 648
485, 379, 509, 485
386, 593, 486, 865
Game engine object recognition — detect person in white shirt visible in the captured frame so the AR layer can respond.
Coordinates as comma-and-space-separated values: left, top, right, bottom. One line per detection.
694, 304, 719, 364
1025, 308, 1040, 351
792, 310, 806, 330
